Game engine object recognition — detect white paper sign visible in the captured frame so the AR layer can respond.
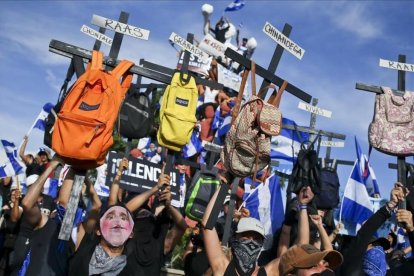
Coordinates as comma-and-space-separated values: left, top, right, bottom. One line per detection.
298, 102, 332, 118
169, 32, 208, 63
80, 25, 113, 46
263, 22, 305, 60
320, 141, 345, 148
379, 58, 414, 73
198, 33, 227, 60
217, 63, 248, 94
91, 14, 150, 40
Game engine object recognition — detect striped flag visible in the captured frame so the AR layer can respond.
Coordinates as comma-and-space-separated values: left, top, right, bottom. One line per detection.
243, 173, 284, 249
339, 157, 374, 235
183, 130, 203, 158
224, 0, 245, 12
271, 117, 309, 162
32, 103, 55, 132
0, 140, 24, 178
211, 106, 232, 145
355, 137, 380, 197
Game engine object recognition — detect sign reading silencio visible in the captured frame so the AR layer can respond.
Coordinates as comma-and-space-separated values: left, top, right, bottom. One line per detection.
379, 58, 414, 73
80, 25, 113, 46
91, 14, 150, 40
169, 32, 209, 63
320, 140, 345, 148
217, 63, 248, 95
105, 152, 180, 201
297, 102, 332, 118
263, 22, 305, 60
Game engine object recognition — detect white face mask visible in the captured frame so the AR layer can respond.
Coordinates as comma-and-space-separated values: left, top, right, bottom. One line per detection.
100, 206, 134, 247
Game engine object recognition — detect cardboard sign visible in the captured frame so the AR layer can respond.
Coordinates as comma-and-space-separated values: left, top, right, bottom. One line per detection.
80, 25, 113, 46
298, 102, 332, 118
320, 140, 345, 148
169, 32, 209, 63
263, 22, 305, 60
105, 152, 180, 201
91, 14, 150, 40
177, 51, 212, 77
217, 63, 248, 94
379, 58, 414, 73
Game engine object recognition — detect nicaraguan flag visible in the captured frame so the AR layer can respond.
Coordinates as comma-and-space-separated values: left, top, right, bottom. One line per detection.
355, 137, 381, 197
212, 106, 232, 145
225, 0, 245, 12
33, 103, 54, 131
183, 130, 203, 158
0, 140, 24, 178
340, 158, 374, 234
137, 137, 151, 150
271, 117, 309, 162
43, 178, 59, 199
243, 173, 284, 248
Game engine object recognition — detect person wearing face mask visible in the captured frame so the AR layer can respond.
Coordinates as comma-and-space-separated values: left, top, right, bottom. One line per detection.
202, 186, 283, 275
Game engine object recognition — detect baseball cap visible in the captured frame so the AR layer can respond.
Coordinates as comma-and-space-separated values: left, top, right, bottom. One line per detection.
279, 244, 343, 276
235, 217, 265, 239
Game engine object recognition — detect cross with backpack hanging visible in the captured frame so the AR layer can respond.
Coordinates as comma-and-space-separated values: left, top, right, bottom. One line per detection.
356, 54, 414, 210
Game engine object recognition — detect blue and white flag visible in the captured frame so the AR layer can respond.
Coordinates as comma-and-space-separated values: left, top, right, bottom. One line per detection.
339, 158, 374, 235
212, 106, 232, 145
224, 0, 245, 12
43, 178, 59, 199
32, 103, 54, 132
183, 130, 203, 158
243, 173, 284, 248
355, 137, 381, 197
0, 140, 24, 178
94, 163, 110, 197
271, 117, 309, 162
137, 137, 151, 150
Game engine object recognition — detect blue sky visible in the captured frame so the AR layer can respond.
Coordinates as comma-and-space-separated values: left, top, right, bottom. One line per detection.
0, 1, 413, 198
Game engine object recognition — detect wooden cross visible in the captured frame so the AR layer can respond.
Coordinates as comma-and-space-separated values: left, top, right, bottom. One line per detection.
356, 54, 413, 208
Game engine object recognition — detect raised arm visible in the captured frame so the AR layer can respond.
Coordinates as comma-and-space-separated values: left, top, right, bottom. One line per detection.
296, 186, 314, 245
125, 173, 170, 212
22, 156, 61, 227
310, 214, 333, 250
10, 188, 23, 223
202, 188, 228, 275
19, 136, 30, 165
108, 157, 128, 206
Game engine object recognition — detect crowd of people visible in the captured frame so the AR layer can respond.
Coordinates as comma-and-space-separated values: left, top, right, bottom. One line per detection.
0, 135, 414, 276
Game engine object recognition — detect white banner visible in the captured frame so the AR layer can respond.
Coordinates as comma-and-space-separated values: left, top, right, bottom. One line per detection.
217, 63, 248, 94
263, 22, 305, 60
379, 58, 414, 73
298, 102, 332, 118
80, 25, 113, 46
91, 14, 150, 40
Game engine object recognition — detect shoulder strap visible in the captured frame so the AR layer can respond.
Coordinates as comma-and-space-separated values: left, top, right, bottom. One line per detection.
257, 84, 275, 100
268, 80, 288, 107
231, 68, 249, 124
112, 60, 134, 95
91, 50, 103, 70
251, 61, 256, 97
58, 56, 85, 102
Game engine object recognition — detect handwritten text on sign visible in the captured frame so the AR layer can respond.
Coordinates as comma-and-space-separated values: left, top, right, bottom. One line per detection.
263, 22, 305, 60
105, 152, 180, 201
80, 25, 113, 46
298, 102, 332, 118
379, 59, 414, 73
217, 63, 248, 94
91, 14, 150, 40
169, 32, 208, 63
320, 141, 345, 148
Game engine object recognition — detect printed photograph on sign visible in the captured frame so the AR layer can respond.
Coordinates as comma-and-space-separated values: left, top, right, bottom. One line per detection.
177, 51, 212, 77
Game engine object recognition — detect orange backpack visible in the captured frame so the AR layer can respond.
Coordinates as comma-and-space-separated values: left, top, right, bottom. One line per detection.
52, 51, 134, 169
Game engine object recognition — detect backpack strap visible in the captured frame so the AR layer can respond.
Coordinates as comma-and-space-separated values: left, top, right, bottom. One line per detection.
257, 84, 276, 100
268, 80, 288, 108
251, 62, 256, 97
58, 56, 85, 102
111, 60, 135, 95
91, 50, 103, 70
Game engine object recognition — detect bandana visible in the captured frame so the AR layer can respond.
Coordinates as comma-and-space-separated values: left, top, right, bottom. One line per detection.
230, 239, 263, 276
362, 246, 387, 276
89, 244, 127, 276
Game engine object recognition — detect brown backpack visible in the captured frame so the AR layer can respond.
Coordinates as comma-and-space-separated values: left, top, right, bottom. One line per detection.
221, 62, 286, 177
52, 51, 134, 169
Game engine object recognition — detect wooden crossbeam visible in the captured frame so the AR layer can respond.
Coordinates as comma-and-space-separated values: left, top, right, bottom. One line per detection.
225, 48, 312, 103
282, 124, 346, 140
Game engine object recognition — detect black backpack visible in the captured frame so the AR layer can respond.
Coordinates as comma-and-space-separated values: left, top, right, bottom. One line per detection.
287, 135, 321, 195
119, 84, 155, 139
44, 56, 85, 148
313, 159, 340, 209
